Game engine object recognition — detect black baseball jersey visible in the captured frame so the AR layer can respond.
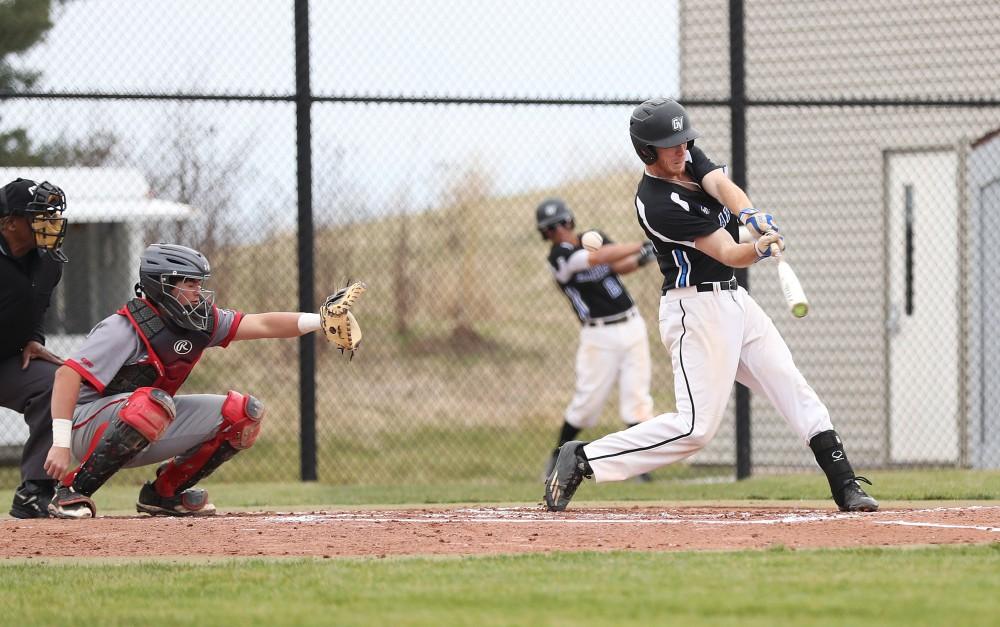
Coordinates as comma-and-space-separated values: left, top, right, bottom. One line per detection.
547, 232, 634, 323
0, 241, 63, 359
634, 146, 739, 292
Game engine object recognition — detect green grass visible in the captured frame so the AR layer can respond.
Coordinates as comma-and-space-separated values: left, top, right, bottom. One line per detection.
13, 468, 996, 514
3, 546, 999, 626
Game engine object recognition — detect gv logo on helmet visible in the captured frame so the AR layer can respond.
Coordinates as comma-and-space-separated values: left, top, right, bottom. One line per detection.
671, 116, 684, 131
173, 339, 194, 355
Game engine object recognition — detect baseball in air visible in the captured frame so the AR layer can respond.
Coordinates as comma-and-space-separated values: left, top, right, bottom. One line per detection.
581, 231, 603, 252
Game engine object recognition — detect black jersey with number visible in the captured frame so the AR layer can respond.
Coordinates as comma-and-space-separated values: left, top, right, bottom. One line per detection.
547, 232, 634, 323
634, 146, 740, 292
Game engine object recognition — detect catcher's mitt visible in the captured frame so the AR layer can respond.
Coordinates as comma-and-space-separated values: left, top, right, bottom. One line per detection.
320, 281, 367, 358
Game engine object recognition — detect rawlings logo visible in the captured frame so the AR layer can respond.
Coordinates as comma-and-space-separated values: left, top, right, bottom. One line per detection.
173, 339, 193, 355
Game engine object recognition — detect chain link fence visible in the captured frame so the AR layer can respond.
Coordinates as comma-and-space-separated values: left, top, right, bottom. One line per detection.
1, 0, 997, 489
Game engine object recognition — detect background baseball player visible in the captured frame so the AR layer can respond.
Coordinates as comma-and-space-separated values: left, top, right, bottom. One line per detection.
536, 198, 657, 481
545, 98, 878, 513
0, 178, 68, 518
43, 243, 364, 518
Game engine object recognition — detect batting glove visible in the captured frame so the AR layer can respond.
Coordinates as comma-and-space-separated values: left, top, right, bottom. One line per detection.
739, 208, 781, 239
637, 241, 657, 267
754, 230, 785, 260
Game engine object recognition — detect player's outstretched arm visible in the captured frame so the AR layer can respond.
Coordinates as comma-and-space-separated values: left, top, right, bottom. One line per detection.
587, 242, 642, 267
611, 241, 656, 275
233, 312, 316, 341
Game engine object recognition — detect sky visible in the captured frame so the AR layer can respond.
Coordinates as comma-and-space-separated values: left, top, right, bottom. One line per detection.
6, 0, 680, 225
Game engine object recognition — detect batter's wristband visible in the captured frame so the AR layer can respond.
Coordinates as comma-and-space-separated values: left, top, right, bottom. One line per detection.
52, 418, 73, 448
297, 312, 322, 334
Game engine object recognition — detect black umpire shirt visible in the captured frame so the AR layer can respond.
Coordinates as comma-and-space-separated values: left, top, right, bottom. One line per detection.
0, 239, 62, 360
634, 146, 740, 293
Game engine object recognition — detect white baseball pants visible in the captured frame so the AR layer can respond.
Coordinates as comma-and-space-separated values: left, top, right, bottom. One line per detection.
564, 310, 654, 429
583, 285, 834, 482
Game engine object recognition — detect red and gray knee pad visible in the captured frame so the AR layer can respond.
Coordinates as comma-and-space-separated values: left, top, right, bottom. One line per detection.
61, 387, 176, 497
153, 391, 265, 497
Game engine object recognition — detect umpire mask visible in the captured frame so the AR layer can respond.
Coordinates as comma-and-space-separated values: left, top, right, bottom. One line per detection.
0, 179, 69, 262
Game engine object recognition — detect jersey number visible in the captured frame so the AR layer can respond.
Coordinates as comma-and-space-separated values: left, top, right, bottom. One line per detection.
603, 277, 623, 299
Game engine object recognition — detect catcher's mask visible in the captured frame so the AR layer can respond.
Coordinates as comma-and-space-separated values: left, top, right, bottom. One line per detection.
137, 243, 215, 331
0, 178, 69, 262
629, 98, 701, 166
535, 197, 575, 240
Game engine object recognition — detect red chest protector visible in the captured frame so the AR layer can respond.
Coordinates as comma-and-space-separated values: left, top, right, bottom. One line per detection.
103, 298, 216, 396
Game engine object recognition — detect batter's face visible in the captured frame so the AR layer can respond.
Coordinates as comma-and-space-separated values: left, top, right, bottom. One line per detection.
658, 143, 689, 177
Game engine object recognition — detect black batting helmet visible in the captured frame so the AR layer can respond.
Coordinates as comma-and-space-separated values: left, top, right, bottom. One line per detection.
535, 197, 575, 238
629, 98, 701, 165
138, 243, 215, 331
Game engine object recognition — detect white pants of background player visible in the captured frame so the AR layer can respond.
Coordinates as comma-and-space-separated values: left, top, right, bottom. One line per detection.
583, 285, 834, 481
565, 310, 654, 430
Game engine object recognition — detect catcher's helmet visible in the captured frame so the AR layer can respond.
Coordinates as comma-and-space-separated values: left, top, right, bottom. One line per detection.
535, 197, 575, 238
0, 178, 69, 262
138, 243, 215, 331
629, 98, 701, 165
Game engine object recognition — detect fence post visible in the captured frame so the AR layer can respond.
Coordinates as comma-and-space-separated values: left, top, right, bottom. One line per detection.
730, 0, 752, 480
295, 0, 317, 481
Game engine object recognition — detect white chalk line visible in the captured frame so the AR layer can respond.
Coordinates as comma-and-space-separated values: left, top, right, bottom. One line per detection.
257, 505, 1000, 529
874, 521, 1000, 532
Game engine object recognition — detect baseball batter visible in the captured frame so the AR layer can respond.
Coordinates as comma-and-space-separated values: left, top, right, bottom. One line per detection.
43, 243, 364, 518
545, 98, 878, 513
535, 198, 657, 480
0, 178, 68, 518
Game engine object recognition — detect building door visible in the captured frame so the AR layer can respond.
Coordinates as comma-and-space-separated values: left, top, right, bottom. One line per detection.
886, 150, 960, 464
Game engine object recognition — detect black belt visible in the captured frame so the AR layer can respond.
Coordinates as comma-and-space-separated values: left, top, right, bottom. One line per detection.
696, 278, 738, 293
583, 310, 635, 327
663, 278, 738, 295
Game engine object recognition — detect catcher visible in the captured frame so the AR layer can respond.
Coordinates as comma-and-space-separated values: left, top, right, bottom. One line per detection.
42, 243, 365, 518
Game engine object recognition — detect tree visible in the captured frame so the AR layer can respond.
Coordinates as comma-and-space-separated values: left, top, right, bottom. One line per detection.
0, 0, 116, 166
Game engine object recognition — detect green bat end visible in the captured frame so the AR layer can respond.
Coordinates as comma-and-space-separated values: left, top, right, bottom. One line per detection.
791, 303, 809, 318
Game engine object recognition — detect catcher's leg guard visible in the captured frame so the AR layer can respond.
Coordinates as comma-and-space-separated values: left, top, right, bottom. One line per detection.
62, 388, 176, 497
153, 391, 265, 497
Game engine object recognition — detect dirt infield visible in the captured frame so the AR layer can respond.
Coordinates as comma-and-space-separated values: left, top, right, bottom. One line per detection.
3, 505, 998, 559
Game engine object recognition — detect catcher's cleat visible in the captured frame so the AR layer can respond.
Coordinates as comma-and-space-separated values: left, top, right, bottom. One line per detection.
9, 480, 56, 519
544, 440, 592, 512
136, 482, 216, 517
48, 485, 96, 519
838, 476, 879, 512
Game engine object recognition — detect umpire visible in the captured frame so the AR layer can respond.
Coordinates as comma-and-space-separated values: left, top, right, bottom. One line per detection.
0, 177, 68, 518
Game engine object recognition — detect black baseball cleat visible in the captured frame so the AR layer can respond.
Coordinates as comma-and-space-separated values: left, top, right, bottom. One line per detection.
838, 476, 879, 512
48, 485, 97, 519
136, 482, 216, 517
544, 440, 592, 512
634, 472, 653, 484
9, 480, 56, 519
541, 447, 559, 483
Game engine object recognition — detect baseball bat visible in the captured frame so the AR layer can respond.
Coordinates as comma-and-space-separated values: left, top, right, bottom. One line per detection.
770, 243, 809, 318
